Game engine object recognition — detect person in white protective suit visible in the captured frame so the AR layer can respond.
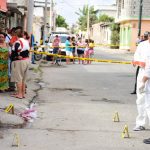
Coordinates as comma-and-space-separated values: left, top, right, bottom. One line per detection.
133, 32, 150, 131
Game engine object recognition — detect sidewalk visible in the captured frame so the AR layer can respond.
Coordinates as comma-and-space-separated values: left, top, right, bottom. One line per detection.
0, 63, 41, 128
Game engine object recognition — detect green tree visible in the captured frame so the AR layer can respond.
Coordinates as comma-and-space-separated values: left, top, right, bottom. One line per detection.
110, 23, 120, 49
99, 14, 114, 22
76, 5, 98, 31
56, 15, 68, 28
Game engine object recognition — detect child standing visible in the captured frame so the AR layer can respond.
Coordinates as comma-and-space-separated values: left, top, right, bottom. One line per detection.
77, 38, 85, 64
88, 39, 94, 64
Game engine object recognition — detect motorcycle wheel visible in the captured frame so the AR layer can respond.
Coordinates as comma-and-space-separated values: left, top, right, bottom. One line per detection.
34, 53, 43, 61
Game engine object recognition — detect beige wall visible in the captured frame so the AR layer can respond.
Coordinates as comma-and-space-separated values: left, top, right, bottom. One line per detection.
91, 23, 111, 45
90, 23, 101, 44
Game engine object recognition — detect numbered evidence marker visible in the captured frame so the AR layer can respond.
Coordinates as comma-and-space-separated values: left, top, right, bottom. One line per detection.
12, 133, 20, 147
113, 112, 120, 122
5, 104, 14, 114
121, 125, 130, 138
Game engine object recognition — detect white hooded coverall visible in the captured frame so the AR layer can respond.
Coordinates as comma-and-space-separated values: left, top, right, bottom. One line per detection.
133, 40, 150, 127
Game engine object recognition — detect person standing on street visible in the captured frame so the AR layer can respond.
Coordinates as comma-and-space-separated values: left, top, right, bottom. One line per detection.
0, 32, 9, 92
11, 26, 30, 99
71, 36, 76, 64
77, 38, 85, 64
131, 32, 149, 94
87, 39, 94, 64
30, 33, 36, 64
65, 36, 73, 65
133, 32, 150, 131
52, 35, 61, 65
8, 27, 18, 92
135, 34, 150, 144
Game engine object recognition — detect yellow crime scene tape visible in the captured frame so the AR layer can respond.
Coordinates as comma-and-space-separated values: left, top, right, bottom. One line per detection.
30, 50, 131, 65
33, 43, 132, 49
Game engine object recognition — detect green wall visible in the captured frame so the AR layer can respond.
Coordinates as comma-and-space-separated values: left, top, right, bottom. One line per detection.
120, 26, 131, 47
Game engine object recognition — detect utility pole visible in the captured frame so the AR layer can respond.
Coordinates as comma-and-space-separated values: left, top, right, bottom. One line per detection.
87, 0, 90, 39
138, 0, 143, 36
43, 0, 48, 45
27, 0, 34, 34
50, 0, 54, 32
87, 5, 90, 39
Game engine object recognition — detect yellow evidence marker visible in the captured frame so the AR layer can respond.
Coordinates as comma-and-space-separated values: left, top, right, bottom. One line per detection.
12, 133, 20, 147
5, 104, 14, 114
113, 112, 120, 122
121, 125, 130, 138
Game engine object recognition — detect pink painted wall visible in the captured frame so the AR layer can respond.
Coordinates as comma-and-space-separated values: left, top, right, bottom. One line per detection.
130, 20, 150, 51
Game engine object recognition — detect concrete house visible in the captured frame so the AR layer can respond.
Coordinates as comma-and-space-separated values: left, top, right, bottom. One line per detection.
6, 0, 28, 30
33, 0, 57, 44
90, 22, 112, 45
0, 0, 7, 31
116, 0, 150, 51
90, 5, 117, 45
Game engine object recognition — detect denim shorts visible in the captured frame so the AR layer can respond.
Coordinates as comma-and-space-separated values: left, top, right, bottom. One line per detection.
53, 47, 59, 54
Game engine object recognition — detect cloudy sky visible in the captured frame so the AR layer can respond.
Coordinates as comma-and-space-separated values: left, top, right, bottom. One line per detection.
55, 0, 116, 25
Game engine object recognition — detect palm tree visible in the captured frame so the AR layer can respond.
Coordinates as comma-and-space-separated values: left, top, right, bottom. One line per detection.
76, 5, 99, 31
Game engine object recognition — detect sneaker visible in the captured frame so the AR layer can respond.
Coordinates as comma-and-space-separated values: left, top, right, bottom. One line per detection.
133, 126, 145, 131
143, 138, 150, 144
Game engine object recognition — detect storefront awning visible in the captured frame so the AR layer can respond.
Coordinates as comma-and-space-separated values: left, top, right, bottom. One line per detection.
0, 0, 7, 12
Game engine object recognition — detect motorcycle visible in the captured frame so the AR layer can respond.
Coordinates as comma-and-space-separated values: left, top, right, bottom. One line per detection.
33, 42, 43, 61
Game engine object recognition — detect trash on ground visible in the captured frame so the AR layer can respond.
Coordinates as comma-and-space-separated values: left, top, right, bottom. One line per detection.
20, 103, 37, 122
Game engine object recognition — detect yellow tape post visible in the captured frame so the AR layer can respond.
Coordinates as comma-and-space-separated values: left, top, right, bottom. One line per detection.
113, 112, 120, 122
30, 50, 131, 65
5, 104, 14, 114
12, 133, 20, 147
121, 125, 130, 138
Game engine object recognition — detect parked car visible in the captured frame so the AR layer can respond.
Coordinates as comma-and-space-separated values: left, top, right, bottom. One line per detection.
46, 33, 70, 61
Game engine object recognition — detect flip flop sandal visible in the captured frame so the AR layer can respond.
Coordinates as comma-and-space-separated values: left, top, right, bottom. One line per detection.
15, 95, 23, 99
10, 93, 17, 97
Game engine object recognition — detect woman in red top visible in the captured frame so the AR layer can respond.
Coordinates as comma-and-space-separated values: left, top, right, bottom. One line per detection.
9, 28, 18, 47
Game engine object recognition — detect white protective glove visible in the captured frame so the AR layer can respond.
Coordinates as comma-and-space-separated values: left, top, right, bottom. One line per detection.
139, 82, 145, 94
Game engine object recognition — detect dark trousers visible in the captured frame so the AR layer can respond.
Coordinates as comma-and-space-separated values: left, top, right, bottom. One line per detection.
133, 66, 140, 93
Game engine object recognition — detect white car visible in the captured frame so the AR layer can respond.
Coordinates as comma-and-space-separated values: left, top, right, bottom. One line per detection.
47, 33, 70, 56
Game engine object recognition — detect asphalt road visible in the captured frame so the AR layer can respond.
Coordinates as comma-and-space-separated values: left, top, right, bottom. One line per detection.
94, 47, 134, 61
2, 48, 150, 150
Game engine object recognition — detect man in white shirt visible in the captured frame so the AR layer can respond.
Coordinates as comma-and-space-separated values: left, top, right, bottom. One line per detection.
133, 32, 150, 131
